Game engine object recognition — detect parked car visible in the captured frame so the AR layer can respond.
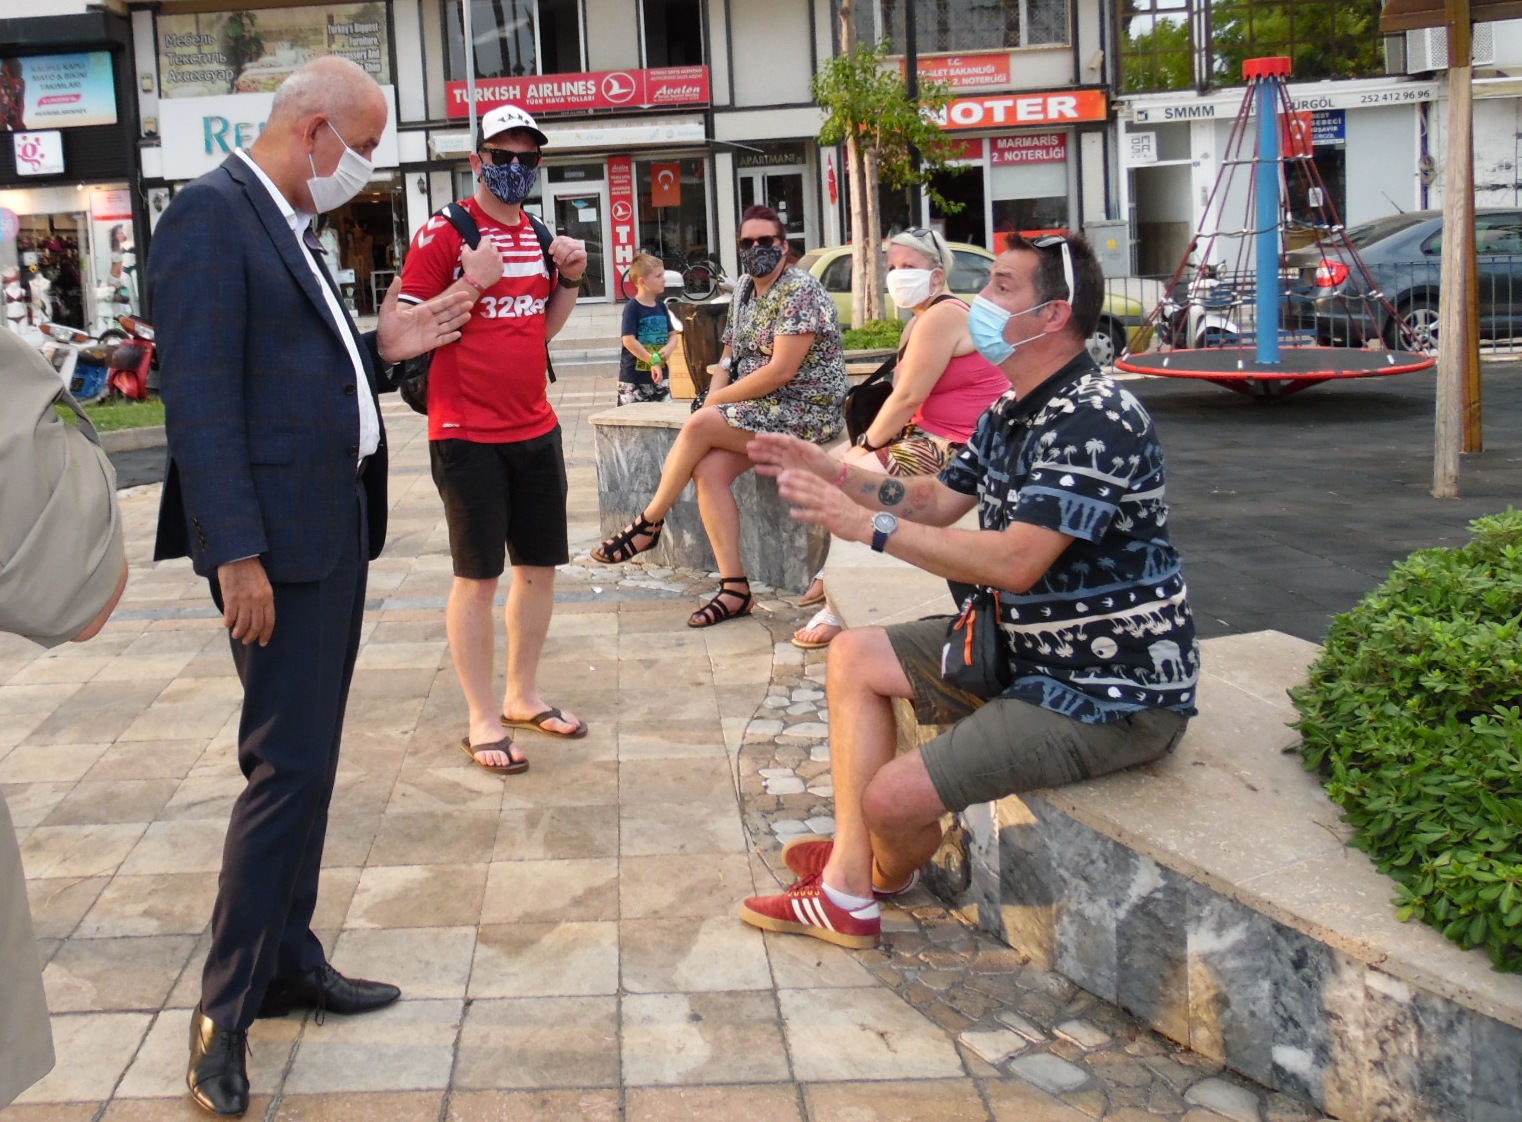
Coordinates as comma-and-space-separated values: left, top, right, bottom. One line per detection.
1283, 209, 1522, 352
798, 242, 1144, 367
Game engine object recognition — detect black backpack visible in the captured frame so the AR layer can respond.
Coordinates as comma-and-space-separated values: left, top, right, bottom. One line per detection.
393, 202, 558, 415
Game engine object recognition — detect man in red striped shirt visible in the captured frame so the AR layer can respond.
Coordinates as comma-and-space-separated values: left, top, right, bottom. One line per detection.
399, 104, 591, 773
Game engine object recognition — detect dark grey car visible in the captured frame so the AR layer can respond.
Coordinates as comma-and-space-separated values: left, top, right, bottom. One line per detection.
1282, 209, 1522, 352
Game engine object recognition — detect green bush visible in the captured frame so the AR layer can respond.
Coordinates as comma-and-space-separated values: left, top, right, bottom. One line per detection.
1290, 509, 1522, 970
842, 318, 905, 351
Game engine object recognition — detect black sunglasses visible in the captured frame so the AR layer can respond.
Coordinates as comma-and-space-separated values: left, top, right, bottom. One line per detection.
737, 234, 784, 250
479, 147, 542, 169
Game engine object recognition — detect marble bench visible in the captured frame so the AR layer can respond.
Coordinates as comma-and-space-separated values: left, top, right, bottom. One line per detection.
823, 537, 1522, 1122
587, 402, 828, 592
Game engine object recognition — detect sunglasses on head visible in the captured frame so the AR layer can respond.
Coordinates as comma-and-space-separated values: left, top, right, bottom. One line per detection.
479, 147, 542, 169
737, 234, 784, 250
1018, 234, 1074, 302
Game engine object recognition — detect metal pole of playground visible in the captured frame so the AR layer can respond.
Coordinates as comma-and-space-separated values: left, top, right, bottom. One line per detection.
463, 1, 478, 152
1246, 57, 1290, 366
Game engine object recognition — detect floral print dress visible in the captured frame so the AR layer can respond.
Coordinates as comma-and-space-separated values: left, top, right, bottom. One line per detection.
718, 267, 847, 443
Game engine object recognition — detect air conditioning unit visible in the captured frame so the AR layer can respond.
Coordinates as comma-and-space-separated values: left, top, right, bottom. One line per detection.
1405, 22, 1496, 72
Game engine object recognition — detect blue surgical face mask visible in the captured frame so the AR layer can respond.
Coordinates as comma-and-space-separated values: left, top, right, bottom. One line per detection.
480, 159, 538, 205
968, 294, 1052, 366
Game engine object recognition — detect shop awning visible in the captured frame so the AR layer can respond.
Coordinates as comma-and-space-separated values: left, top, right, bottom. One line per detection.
1380, 0, 1522, 33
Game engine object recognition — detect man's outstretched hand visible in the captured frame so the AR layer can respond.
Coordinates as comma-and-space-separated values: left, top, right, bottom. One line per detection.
748, 432, 836, 481
776, 468, 873, 543
376, 279, 474, 364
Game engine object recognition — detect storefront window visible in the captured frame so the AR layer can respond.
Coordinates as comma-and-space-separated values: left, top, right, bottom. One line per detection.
634, 157, 708, 272
991, 158, 1068, 246
1120, 0, 1386, 92
444, 0, 582, 80
855, 0, 1066, 52
643, 0, 704, 67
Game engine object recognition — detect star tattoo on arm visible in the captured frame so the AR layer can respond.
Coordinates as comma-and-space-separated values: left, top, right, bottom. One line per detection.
877, 478, 906, 507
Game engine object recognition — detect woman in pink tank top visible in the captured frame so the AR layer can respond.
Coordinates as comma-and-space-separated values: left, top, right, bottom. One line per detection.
794, 227, 1009, 649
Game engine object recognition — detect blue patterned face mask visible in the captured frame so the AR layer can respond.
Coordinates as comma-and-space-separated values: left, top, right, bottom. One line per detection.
480, 159, 538, 205
968, 294, 1052, 366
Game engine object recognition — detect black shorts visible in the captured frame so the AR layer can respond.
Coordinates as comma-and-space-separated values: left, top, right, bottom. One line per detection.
429, 428, 569, 578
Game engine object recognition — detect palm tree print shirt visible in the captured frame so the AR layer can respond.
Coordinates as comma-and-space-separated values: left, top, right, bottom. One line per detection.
941, 356, 1200, 722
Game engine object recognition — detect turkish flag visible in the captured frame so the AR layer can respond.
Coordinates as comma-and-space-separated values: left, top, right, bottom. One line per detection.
1282, 111, 1314, 159
651, 162, 682, 207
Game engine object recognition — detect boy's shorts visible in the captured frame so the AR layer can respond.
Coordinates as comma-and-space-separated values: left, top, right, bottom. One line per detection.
618, 381, 671, 406
885, 616, 1189, 813
429, 428, 569, 578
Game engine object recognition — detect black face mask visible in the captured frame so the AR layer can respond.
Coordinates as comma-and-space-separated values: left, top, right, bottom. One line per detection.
740, 242, 785, 278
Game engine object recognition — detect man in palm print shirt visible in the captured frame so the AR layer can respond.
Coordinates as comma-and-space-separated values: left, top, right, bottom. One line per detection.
742, 233, 1198, 950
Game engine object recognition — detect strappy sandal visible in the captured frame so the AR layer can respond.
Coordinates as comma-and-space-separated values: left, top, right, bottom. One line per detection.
591, 514, 664, 564
687, 576, 753, 629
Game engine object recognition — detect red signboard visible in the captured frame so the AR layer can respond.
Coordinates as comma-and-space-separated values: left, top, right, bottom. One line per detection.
990, 132, 1067, 165
608, 156, 637, 300
905, 53, 1012, 90
938, 89, 1108, 131
948, 137, 985, 161
447, 66, 710, 117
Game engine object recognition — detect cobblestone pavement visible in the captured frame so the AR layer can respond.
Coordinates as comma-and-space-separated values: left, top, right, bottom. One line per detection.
1, 358, 1331, 1121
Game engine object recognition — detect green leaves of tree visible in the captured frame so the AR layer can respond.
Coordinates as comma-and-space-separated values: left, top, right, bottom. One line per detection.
1291, 510, 1522, 971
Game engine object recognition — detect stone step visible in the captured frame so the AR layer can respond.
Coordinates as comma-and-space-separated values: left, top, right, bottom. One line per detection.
822, 538, 1522, 1122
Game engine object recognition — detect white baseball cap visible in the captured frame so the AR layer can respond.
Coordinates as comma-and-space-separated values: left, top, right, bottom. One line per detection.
478, 104, 548, 148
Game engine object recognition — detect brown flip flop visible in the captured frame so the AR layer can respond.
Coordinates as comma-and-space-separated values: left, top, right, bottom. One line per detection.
500, 707, 588, 739
460, 736, 529, 775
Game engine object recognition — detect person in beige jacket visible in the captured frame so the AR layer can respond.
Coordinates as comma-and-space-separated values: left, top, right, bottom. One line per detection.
0, 327, 129, 1107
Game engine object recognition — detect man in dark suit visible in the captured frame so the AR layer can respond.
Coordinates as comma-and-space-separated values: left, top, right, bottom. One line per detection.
148, 56, 474, 1117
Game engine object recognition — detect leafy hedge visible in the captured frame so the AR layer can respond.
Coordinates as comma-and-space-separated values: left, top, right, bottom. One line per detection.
1290, 509, 1522, 970
841, 318, 905, 351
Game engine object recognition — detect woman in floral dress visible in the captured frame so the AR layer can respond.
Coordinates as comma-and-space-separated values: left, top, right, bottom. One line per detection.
592, 204, 847, 627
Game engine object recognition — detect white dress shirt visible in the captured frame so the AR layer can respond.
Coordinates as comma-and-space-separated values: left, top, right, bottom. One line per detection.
235, 150, 379, 458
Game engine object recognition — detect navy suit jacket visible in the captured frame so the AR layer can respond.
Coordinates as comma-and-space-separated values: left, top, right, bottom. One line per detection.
150, 154, 389, 583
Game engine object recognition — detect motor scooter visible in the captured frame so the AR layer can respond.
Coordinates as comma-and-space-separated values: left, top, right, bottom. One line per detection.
1156, 263, 1243, 349
36, 321, 111, 403
104, 314, 155, 401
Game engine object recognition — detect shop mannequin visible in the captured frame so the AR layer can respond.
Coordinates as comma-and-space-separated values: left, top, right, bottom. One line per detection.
3, 269, 27, 334
28, 271, 52, 325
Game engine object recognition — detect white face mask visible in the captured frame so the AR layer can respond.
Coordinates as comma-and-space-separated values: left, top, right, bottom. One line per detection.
886, 267, 939, 310
306, 121, 373, 213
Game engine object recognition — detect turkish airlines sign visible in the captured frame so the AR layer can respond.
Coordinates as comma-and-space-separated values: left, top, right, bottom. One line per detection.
936, 89, 1108, 130
447, 67, 710, 117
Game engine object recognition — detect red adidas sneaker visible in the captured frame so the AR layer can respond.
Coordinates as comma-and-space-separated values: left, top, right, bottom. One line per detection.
780, 836, 920, 899
740, 875, 881, 949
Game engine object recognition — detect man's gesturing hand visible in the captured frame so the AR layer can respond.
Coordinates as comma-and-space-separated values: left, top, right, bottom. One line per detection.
459, 235, 504, 290
747, 432, 836, 481
217, 557, 275, 646
776, 468, 874, 543
376, 278, 474, 364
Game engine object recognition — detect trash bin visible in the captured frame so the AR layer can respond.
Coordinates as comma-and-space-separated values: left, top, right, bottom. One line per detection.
669, 298, 730, 396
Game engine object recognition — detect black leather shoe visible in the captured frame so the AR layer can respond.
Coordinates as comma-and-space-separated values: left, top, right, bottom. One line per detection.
256, 961, 401, 1019
187, 1005, 249, 1116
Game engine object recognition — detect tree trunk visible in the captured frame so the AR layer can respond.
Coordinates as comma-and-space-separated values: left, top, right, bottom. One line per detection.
838, 0, 870, 329
862, 147, 884, 323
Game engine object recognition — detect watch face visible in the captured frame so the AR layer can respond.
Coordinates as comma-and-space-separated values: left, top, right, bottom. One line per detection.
873, 512, 898, 534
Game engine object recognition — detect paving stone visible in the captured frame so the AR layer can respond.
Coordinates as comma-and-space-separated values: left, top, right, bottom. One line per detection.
1185, 1077, 1265, 1122
1055, 1019, 1113, 1050
1010, 1053, 1091, 1095
996, 1010, 1048, 1042
959, 1028, 1028, 1065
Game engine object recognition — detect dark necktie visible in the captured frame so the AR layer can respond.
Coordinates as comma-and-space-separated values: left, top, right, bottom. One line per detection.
302, 225, 326, 256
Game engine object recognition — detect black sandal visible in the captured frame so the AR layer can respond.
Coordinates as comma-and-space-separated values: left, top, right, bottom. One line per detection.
592, 514, 664, 564
687, 577, 753, 628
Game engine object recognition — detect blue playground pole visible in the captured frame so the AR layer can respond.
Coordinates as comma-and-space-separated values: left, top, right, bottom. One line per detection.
1247, 59, 1290, 363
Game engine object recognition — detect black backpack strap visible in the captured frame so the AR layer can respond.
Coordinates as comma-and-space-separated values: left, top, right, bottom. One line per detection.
525, 211, 559, 384
439, 202, 481, 249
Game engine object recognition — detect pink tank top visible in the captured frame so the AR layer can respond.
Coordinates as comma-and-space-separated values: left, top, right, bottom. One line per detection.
913, 349, 1010, 443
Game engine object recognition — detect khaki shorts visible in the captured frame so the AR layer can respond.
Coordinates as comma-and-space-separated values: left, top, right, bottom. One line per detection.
886, 617, 1190, 813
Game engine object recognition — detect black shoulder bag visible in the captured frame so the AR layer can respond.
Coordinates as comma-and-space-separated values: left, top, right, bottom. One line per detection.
392, 205, 559, 415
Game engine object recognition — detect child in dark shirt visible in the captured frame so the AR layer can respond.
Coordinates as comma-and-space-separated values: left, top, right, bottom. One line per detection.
618, 254, 673, 405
